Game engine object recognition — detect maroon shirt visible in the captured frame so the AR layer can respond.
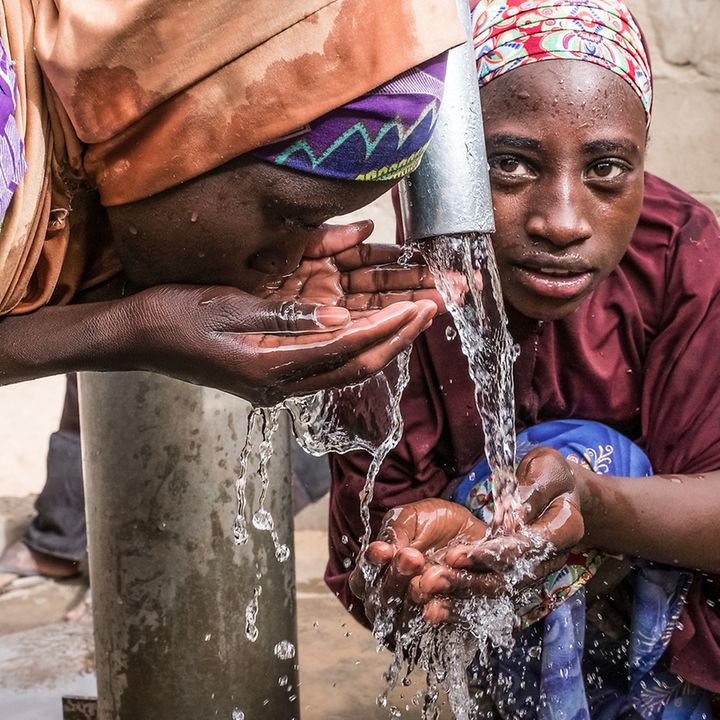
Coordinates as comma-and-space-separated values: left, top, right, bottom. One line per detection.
326, 174, 720, 689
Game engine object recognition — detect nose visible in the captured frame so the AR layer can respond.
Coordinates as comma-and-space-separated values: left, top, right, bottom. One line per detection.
525, 175, 592, 248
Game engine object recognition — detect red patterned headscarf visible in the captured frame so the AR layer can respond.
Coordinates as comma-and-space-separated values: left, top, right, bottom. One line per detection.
472, 0, 652, 123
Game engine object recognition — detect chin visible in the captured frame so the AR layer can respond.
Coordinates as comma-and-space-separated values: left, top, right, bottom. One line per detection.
509, 294, 586, 322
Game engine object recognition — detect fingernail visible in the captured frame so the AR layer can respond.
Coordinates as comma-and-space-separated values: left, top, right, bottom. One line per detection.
397, 554, 418, 575
315, 306, 350, 328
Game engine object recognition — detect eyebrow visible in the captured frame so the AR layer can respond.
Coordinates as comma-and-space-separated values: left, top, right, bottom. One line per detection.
486, 134, 541, 150
582, 139, 641, 155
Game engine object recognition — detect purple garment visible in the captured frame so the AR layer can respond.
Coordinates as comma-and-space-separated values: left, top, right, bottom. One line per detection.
252, 54, 447, 182
0, 38, 26, 222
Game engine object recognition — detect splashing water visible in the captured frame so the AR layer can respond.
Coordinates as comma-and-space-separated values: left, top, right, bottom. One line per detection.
234, 406, 290, 563
232, 409, 261, 546
273, 640, 297, 660
365, 233, 554, 719
230, 233, 541, 717
232, 352, 411, 663
245, 585, 262, 643
286, 349, 412, 563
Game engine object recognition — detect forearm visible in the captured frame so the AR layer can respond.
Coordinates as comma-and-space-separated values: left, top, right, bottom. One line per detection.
577, 466, 720, 573
0, 300, 134, 384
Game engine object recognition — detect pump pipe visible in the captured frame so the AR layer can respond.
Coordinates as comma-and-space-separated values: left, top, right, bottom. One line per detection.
78, 372, 299, 720
399, 0, 494, 241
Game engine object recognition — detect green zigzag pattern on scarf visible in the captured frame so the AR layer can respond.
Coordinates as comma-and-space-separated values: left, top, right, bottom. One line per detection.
271, 99, 440, 170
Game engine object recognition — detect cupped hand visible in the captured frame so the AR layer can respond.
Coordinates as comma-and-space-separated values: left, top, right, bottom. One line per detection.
260, 220, 445, 314
417, 448, 585, 624
125, 221, 441, 405
348, 499, 489, 627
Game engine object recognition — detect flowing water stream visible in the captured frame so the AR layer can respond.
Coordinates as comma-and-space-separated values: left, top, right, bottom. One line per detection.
359, 233, 550, 719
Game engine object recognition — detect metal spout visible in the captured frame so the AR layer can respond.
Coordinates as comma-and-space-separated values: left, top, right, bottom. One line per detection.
399, 0, 494, 241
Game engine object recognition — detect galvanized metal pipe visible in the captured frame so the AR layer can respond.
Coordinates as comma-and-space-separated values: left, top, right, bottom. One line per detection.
399, 0, 494, 241
79, 372, 299, 720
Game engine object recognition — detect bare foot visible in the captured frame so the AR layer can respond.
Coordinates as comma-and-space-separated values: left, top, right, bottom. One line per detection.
0, 540, 80, 592
65, 588, 92, 622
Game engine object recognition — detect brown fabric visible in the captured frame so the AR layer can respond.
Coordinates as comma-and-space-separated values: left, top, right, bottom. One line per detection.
36, 0, 465, 206
0, 0, 463, 315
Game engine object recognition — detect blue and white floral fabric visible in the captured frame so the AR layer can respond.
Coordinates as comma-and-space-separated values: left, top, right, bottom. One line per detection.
455, 420, 711, 719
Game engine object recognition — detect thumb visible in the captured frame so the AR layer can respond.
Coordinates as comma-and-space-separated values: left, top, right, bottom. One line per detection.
253, 300, 350, 334
203, 289, 351, 334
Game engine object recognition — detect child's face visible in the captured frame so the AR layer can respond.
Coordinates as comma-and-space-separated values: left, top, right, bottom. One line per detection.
107, 158, 392, 293
480, 60, 647, 321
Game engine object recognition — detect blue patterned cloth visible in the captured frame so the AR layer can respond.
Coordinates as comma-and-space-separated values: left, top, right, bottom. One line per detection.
455, 420, 711, 719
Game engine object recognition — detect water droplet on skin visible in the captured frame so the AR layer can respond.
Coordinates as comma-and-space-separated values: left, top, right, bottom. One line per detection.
274, 640, 296, 660
128, 224, 138, 236
190, 211, 199, 223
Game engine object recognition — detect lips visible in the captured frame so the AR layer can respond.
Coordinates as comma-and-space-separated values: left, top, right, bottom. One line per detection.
510, 260, 595, 301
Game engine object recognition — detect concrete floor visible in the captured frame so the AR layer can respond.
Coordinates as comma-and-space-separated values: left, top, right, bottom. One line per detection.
0, 376, 453, 720
0, 500, 452, 720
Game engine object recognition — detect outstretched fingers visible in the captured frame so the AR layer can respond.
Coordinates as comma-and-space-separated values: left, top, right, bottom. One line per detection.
349, 540, 395, 600
377, 547, 426, 613
278, 300, 436, 392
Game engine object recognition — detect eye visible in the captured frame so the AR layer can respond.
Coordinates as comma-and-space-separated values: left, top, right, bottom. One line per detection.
585, 160, 630, 181
490, 155, 535, 177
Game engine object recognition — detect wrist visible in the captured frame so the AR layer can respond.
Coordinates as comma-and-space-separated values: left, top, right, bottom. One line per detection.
570, 462, 602, 545
0, 298, 138, 384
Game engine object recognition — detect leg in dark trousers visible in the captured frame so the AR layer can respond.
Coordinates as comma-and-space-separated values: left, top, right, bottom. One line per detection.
24, 373, 86, 561
0, 374, 84, 590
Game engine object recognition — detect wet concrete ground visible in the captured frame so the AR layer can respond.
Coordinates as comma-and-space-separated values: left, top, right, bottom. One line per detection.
0, 496, 453, 720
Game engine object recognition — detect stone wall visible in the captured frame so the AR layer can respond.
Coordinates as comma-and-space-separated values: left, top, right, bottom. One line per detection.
628, 0, 720, 216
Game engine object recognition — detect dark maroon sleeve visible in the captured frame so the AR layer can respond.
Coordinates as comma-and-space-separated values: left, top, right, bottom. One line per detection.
668, 577, 720, 692
639, 182, 720, 475
324, 339, 454, 628
637, 179, 720, 689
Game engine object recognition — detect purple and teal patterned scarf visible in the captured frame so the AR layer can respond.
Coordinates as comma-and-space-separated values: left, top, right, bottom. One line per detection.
253, 54, 447, 182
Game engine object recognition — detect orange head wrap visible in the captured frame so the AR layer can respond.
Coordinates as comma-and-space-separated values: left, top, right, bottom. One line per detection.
0, 0, 464, 315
